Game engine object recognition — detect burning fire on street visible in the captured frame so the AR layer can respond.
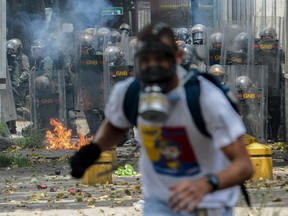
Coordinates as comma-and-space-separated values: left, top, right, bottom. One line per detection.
46, 119, 92, 150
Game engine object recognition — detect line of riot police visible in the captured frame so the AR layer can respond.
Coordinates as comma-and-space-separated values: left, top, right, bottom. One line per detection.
174, 23, 285, 143
4, 22, 136, 139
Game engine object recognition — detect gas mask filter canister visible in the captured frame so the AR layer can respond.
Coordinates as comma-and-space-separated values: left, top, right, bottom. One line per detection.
139, 85, 170, 122
139, 83, 181, 123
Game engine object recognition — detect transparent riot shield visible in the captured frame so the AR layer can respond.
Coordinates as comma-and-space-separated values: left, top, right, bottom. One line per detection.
75, 52, 104, 136
253, 16, 284, 142
207, 26, 223, 66
77, 54, 104, 110
220, 20, 255, 66
1, 61, 17, 124
29, 59, 66, 132
95, 27, 112, 54
103, 41, 134, 104
190, 24, 209, 72
224, 65, 268, 143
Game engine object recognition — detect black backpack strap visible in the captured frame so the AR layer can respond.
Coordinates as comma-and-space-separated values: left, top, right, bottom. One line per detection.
123, 79, 141, 126
241, 184, 251, 207
184, 70, 212, 138
200, 73, 239, 113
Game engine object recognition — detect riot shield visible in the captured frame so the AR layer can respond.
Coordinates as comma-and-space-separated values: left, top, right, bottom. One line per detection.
207, 26, 223, 66
1, 61, 17, 123
29, 58, 66, 132
103, 40, 135, 105
75, 52, 104, 136
224, 65, 268, 143
220, 21, 255, 66
95, 27, 112, 54
77, 54, 104, 110
191, 24, 209, 67
253, 16, 285, 142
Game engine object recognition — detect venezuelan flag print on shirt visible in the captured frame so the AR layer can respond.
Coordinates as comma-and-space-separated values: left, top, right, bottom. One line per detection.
140, 125, 200, 176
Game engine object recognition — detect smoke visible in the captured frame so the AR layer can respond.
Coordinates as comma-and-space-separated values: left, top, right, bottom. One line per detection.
65, 0, 115, 31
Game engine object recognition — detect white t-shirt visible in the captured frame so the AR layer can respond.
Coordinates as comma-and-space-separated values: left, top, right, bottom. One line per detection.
105, 68, 246, 208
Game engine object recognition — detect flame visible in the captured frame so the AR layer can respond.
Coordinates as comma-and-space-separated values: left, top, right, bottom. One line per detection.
46, 118, 93, 150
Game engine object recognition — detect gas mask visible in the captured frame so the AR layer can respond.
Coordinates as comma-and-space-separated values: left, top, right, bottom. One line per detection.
137, 64, 179, 123
139, 83, 180, 123
135, 22, 180, 123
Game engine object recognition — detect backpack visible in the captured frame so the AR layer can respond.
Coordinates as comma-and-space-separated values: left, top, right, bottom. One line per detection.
123, 69, 239, 130
123, 68, 251, 207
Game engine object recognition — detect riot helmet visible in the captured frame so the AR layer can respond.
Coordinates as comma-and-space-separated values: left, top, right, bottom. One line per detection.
210, 32, 223, 49
208, 64, 225, 83
176, 28, 190, 42
191, 24, 206, 45
79, 32, 94, 55
79, 33, 93, 47
7, 38, 22, 55
119, 23, 131, 33
31, 39, 46, 59
104, 45, 124, 65
179, 44, 194, 70
111, 30, 121, 44
233, 32, 249, 53
191, 24, 207, 61
259, 27, 277, 40
235, 76, 252, 90
96, 27, 111, 51
84, 27, 97, 36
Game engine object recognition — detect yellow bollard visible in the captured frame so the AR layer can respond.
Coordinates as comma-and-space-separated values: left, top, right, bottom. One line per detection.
108, 145, 117, 167
80, 152, 112, 185
243, 134, 257, 145
246, 142, 273, 180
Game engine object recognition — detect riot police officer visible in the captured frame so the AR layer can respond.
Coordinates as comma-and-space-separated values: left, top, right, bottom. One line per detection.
176, 28, 191, 44
31, 39, 53, 79
255, 27, 284, 142
48, 30, 78, 136
30, 39, 54, 131
209, 32, 223, 65
228, 32, 249, 65
191, 24, 207, 72
78, 31, 105, 137
235, 75, 255, 135
6, 38, 30, 133
119, 23, 131, 36
208, 64, 226, 84
96, 27, 111, 54
178, 43, 198, 71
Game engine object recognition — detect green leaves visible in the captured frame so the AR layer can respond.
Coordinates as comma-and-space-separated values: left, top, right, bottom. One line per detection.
114, 164, 137, 176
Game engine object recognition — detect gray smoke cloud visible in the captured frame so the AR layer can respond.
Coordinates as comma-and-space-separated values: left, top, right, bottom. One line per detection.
65, 0, 114, 31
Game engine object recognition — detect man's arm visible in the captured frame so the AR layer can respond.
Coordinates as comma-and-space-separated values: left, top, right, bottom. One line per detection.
216, 136, 254, 190
93, 119, 129, 151
70, 119, 129, 178
168, 136, 253, 213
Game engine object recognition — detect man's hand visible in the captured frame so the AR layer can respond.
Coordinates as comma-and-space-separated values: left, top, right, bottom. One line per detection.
168, 177, 212, 214
70, 142, 102, 178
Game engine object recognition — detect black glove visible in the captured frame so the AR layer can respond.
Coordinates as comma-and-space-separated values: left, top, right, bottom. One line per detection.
70, 142, 102, 178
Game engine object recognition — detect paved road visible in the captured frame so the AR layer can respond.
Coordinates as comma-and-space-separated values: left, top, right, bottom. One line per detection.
0, 118, 287, 216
